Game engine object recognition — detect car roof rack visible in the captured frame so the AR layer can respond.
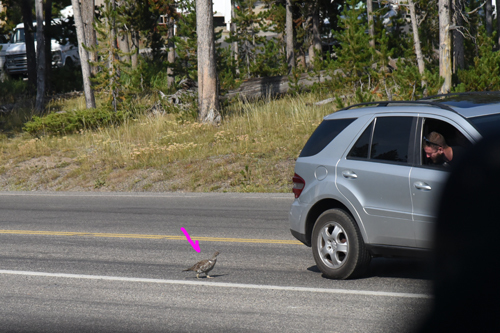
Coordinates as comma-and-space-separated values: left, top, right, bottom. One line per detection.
337, 100, 455, 112
419, 91, 500, 100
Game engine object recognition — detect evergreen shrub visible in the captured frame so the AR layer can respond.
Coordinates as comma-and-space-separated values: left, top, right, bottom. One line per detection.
455, 30, 500, 92
23, 106, 133, 136
0, 77, 28, 104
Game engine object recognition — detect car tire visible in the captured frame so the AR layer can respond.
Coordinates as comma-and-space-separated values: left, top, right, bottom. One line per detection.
312, 209, 371, 279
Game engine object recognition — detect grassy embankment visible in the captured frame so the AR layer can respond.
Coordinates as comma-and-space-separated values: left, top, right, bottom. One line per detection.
0, 92, 341, 192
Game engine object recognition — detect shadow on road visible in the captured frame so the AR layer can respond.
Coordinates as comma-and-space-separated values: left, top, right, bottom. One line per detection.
367, 258, 432, 280
183, 274, 227, 280
307, 257, 432, 280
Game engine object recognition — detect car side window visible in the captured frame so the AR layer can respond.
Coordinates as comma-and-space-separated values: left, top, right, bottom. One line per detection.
421, 118, 473, 167
348, 116, 413, 164
347, 122, 373, 159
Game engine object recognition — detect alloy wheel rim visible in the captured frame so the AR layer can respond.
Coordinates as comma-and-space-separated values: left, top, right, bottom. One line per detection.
317, 221, 349, 269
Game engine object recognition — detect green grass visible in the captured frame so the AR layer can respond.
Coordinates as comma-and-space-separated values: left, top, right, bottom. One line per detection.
0, 92, 343, 192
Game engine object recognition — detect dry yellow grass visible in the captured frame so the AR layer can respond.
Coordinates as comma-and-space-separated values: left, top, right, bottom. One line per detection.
0, 92, 339, 192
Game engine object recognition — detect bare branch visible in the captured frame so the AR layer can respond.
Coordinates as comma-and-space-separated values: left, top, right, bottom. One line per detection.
418, 12, 428, 25
468, 0, 487, 15
449, 24, 476, 43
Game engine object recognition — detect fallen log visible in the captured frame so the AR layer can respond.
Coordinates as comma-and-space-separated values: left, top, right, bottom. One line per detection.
221, 71, 331, 101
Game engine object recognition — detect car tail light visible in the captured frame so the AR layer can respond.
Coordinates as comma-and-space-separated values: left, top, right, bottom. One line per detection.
292, 173, 305, 199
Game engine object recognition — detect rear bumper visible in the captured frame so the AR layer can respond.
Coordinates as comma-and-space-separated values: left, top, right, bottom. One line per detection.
289, 199, 311, 246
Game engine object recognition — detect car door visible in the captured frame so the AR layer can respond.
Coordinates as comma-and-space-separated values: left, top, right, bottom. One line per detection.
410, 116, 476, 248
336, 115, 417, 247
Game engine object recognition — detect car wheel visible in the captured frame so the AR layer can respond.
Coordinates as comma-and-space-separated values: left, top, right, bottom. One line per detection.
312, 209, 371, 279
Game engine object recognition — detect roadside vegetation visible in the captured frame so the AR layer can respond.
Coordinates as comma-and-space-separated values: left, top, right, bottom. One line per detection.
0, 89, 339, 192
1, 0, 500, 192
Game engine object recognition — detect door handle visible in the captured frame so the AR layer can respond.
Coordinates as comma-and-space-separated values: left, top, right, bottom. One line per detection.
414, 181, 431, 191
342, 171, 358, 179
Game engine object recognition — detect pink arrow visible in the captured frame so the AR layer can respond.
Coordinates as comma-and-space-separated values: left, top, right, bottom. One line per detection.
180, 227, 200, 252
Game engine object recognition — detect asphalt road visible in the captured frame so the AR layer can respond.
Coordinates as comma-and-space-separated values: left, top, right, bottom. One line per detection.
0, 192, 432, 332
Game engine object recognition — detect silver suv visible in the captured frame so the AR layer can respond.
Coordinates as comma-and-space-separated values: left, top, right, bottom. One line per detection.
289, 92, 500, 279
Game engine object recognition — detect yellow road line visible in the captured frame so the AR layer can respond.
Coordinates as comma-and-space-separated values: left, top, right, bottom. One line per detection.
0, 230, 302, 245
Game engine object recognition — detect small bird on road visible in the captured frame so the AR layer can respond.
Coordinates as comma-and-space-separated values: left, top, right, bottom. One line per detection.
183, 251, 220, 279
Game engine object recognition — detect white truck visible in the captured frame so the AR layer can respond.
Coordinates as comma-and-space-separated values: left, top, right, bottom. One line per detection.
4, 17, 80, 78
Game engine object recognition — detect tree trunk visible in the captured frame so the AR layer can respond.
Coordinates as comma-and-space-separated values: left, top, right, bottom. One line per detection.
44, 0, 52, 94
118, 30, 131, 63
21, 0, 36, 93
35, 0, 46, 114
439, 0, 452, 94
297, 53, 306, 68
245, 39, 251, 78
131, 31, 139, 69
286, 0, 294, 72
408, 0, 426, 89
110, 0, 118, 112
231, 0, 238, 71
486, 0, 493, 36
71, 0, 96, 109
452, 0, 464, 71
117, 0, 130, 64
367, 0, 375, 48
167, 16, 175, 88
82, 0, 97, 75
196, 0, 221, 125
309, 1, 322, 67
497, 0, 500, 48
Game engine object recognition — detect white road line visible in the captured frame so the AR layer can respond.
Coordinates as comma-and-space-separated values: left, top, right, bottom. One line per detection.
0, 270, 431, 299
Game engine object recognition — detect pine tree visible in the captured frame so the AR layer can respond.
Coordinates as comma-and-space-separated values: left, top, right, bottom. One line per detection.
456, 28, 500, 92
88, 0, 131, 111
415, 0, 439, 68
259, 0, 288, 76
254, 37, 288, 76
226, 0, 268, 78
391, 60, 443, 100
293, 1, 309, 69
145, 0, 174, 62
172, 0, 198, 84
262, 0, 286, 52
369, 28, 395, 100
329, 0, 372, 91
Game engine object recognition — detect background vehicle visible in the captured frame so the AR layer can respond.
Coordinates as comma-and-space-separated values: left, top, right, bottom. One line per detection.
0, 34, 10, 79
290, 92, 500, 279
4, 8, 80, 78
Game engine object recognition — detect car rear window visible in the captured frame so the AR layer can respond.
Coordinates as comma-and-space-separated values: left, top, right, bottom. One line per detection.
371, 117, 413, 163
299, 118, 355, 157
469, 114, 500, 137
347, 116, 414, 164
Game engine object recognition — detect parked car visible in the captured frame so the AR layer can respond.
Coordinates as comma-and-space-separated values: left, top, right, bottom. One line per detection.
289, 92, 500, 279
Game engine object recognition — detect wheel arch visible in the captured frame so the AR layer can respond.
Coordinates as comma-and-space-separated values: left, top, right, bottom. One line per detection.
63, 55, 74, 67
304, 198, 363, 247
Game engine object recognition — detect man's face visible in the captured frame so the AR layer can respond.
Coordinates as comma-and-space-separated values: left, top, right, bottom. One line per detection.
424, 146, 443, 163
